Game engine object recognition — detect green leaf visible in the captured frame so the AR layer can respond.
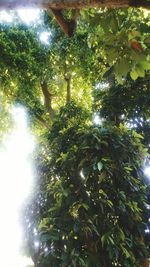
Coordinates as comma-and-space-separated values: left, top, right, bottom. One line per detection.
119, 229, 125, 241
111, 16, 118, 31
130, 69, 138, 80
144, 36, 150, 44
134, 65, 145, 78
139, 61, 150, 70
128, 30, 141, 40
119, 59, 130, 76
107, 200, 113, 208
114, 59, 129, 76
82, 203, 89, 210
116, 75, 124, 84
107, 48, 118, 63
122, 247, 130, 258
124, 166, 133, 172
130, 51, 147, 62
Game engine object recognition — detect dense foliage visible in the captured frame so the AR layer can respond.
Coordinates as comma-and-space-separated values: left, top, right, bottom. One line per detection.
93, 76, 150, 149
0, 9, 149, 139
22, 102, 149, 267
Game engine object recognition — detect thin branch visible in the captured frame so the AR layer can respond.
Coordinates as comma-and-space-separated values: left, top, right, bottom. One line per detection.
64, 64, 72, 103
65, 75, 72, 103
35, 114, 50, 129
41, 81, 55, 120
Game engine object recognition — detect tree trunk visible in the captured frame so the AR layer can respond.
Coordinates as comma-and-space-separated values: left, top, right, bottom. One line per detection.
0, 0, 149, 9
41, 81, 55, 120
66, 77, 71, 103
64, 75, 72, 103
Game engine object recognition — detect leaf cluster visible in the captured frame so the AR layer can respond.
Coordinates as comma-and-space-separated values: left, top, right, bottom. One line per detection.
22, 102, 149, 267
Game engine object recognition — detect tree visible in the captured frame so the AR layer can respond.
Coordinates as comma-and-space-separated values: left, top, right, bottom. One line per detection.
0, 8, 149, 115
0, 15, 93, 135
0, 9, 149, 267
22, 101, 149, 267
93, 76, 150, 145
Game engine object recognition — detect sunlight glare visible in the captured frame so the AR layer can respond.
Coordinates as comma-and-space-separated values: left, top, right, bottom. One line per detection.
0, 9, 40, 24
94, 114, 104, 126
0, 106, 34, 267
0, 10, 13, 22
144, 166, 150, 179
40, 31, 51, 44
17, 9, 40, 24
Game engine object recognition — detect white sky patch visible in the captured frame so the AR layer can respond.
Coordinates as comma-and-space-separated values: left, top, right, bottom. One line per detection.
95, 82, 109, 90
93, 114, 104, 126
34, 241, 40, 248
0, 106, 34, 267
40, 31, 51, 44
17, 8, 40, 24
0, 9, 50, 47
0, 9, 40, 24
144, 166, 150, 179
145, 228, 150, 234
0, 10, 13, 22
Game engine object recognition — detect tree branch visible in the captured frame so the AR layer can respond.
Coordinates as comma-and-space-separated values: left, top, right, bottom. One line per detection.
51, 9, 77, 37
0, 0, 149, 9
41, 81, 55, 120
65, 76, 72, 103
35, 114, 50, 129
64, 69, 72, 103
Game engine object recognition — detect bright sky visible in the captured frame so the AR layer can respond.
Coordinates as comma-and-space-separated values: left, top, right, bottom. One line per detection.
17, 8, 40, 24
0, 106, 35, 267
0, 9, 51, 44
144, 166, 150, 179
0, 9, 40, 24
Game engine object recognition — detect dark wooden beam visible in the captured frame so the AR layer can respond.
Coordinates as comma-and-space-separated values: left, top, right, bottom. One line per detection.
0, 0, 149, 9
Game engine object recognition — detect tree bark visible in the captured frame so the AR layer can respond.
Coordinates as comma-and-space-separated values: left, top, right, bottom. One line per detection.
35, 114, 50, 129
51, 9, 77, 37
41, 81, 55, 120
0, 0, 149, 9
64, 74, 72, 103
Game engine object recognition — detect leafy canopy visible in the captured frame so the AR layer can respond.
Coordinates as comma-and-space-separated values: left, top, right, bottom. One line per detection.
0, 8, 149, 267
